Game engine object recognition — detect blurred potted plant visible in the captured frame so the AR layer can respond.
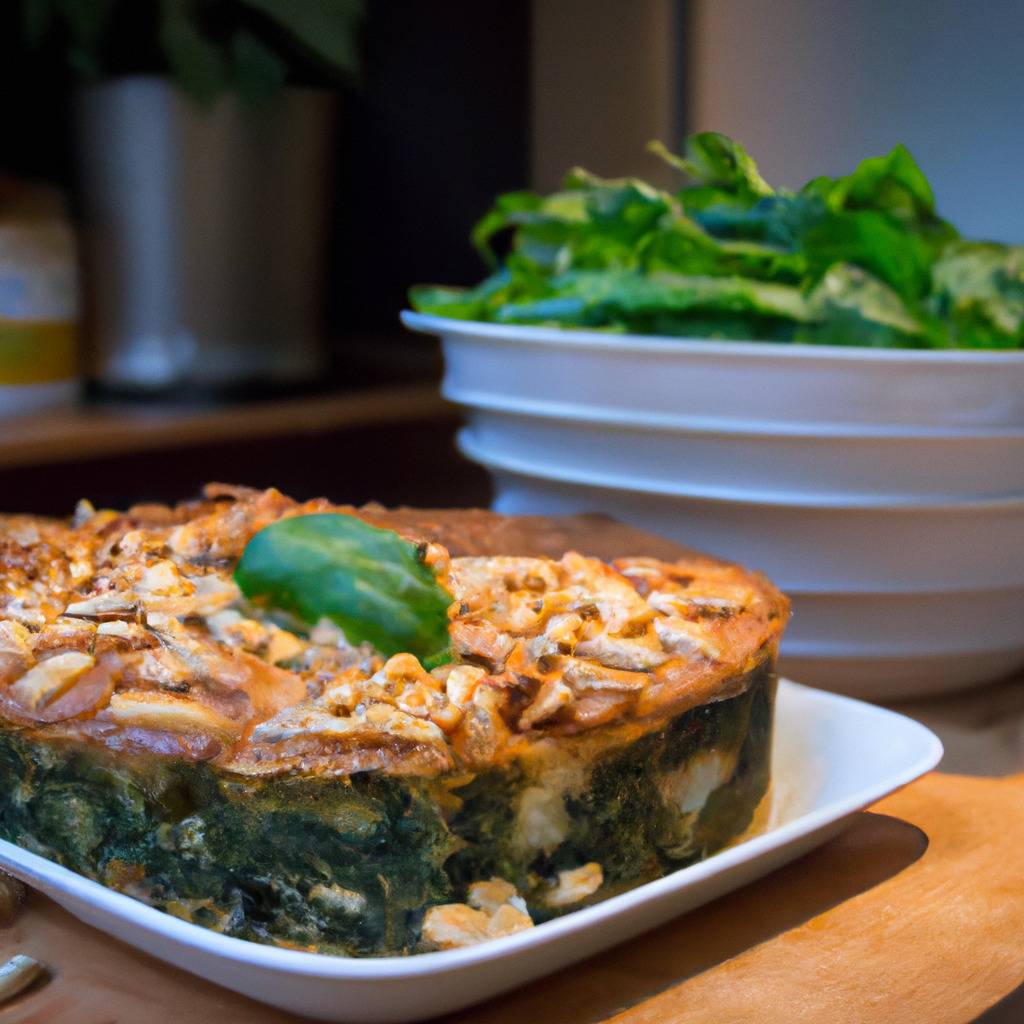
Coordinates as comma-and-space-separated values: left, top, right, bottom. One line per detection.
24, 0, 362, 393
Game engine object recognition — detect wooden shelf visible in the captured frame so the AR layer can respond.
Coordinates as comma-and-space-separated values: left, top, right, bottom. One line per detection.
0, 385, 452, 469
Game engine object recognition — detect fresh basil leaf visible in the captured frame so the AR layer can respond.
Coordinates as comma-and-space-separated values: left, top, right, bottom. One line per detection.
235, 514, 453, 665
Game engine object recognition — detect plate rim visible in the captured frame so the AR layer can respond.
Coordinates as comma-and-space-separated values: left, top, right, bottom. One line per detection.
442, 387, 1024, 441
0, 679, 942, 981
457, 429, 1024, 512
401, 310, 1024, 366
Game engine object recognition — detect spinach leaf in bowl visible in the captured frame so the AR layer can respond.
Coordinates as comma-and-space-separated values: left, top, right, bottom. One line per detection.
411, 132, 1022, 349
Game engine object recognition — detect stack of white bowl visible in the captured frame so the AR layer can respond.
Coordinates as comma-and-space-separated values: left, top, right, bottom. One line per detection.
403, 312, 1024, 700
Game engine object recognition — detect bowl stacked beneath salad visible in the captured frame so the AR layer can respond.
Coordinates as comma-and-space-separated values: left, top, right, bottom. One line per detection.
407, 133, 1024, 696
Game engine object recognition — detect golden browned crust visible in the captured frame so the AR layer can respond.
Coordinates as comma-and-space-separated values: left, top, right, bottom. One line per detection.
0, 485, 788, 776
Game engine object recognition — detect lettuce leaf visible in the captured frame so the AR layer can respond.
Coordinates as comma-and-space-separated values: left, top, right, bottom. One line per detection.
929, 241, 1024, 348
802, 145, 936, 218
409, 133, 1021, 349
800, 264, 930, 347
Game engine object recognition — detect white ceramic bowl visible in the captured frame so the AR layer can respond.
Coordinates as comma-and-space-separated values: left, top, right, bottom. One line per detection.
776, 587, 1024, 698
401, 313, 1024, 697
401, 312, 1024, 433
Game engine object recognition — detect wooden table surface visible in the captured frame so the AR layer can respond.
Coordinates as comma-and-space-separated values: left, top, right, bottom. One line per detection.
887, 671, 1024, 777
0, 386, 451, 469
1, 771, 1021, 1024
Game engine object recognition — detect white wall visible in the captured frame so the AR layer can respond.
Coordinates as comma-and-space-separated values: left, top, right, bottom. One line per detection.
531, 0, 681, 191
692, 0, 1024, 242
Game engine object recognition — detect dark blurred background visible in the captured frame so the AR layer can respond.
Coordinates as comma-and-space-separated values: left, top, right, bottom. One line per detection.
0, 0, 1018, 514
0, 0, 546, 512
0, 0, 533, 354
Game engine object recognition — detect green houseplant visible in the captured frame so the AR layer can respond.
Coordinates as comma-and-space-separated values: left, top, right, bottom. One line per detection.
24, 0, 362, 105
24, 0, 363, 392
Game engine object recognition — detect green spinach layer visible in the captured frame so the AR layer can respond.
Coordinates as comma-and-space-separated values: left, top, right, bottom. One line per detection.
0, 664, 774, 955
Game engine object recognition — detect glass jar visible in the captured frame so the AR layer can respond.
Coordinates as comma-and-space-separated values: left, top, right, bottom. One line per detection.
0, 182, 80, 416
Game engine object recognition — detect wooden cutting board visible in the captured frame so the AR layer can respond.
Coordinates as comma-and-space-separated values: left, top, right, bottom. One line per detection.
0, 772, 1021, 1024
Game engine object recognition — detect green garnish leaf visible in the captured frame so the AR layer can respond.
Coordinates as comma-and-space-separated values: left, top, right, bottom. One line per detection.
235, 514, 453, 666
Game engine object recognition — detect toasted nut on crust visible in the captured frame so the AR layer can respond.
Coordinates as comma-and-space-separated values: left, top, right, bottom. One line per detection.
467, 878, 518, 913
544, 862, 604, 907
0, 954, 46, 1004
518, 678, 573, 730
422, 897, 533, 950
422, 904, 491, 949
9, 652, 95, 710
105, 691, 237, 739
487, 903, 534, 937
0, 622, 33, 682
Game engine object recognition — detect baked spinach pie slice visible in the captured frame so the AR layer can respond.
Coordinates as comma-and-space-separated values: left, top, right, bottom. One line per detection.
0, 484, 788, 956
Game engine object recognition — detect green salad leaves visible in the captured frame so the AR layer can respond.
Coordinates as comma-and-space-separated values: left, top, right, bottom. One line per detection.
235, 514, 453, 666
410, 133, 1024, 349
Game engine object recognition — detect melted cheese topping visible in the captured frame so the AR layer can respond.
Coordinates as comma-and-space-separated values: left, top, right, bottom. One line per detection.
0, 484, 788, 776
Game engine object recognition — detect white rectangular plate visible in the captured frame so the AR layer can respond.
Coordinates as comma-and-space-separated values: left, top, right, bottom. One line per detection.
0, 680, 941, 1022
